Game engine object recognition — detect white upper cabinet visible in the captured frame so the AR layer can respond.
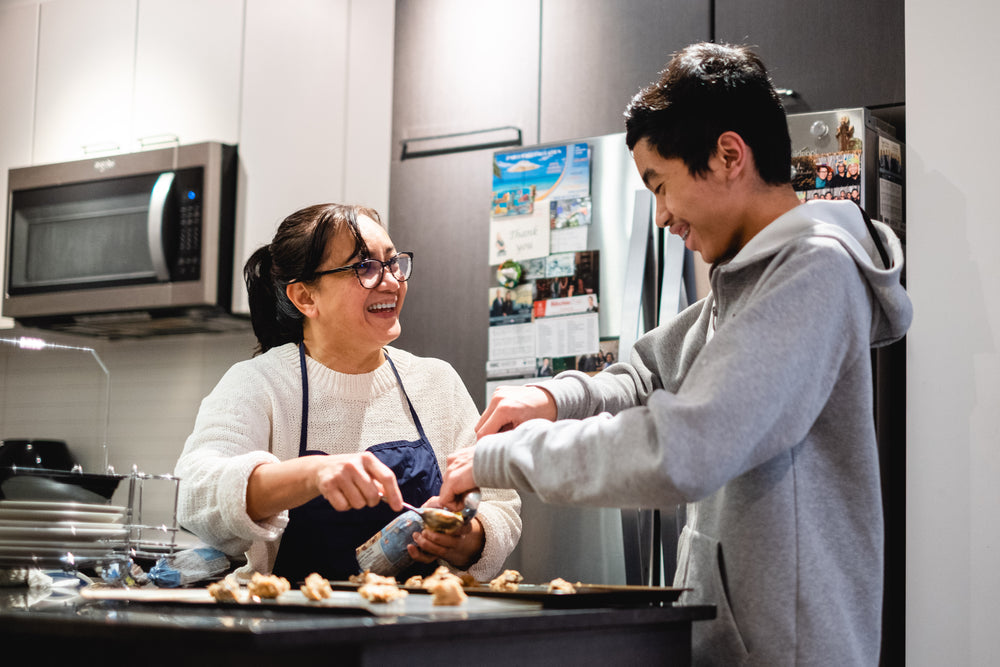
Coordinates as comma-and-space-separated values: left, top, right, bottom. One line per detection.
0, 2, 38, 329
133, 0, 244, 147
5, 0, 395, 318
232, 0, 394, 315
32, 0, 243, 164
33, 0, 137, 164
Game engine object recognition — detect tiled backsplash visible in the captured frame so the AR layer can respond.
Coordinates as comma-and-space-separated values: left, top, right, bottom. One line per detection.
1, 327, 258, 529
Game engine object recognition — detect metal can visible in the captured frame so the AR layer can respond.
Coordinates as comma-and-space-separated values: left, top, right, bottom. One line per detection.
355, 510, 423, 576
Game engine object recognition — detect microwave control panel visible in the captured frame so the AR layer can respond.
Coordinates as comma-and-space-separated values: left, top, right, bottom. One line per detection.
171, 167, 203, 282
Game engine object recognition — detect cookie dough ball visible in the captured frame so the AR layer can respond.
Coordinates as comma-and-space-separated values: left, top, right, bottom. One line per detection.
547, 577, 577, 594
301, 572, 334, 601
247, 572, 291, 599
489, 569, 523, 592
428, 577, 468, 606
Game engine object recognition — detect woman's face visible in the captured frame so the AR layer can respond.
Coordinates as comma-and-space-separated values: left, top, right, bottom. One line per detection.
311, 214, 407, 353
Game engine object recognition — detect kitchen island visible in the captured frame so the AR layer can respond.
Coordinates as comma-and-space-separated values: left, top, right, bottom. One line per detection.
0, 583, 714, 666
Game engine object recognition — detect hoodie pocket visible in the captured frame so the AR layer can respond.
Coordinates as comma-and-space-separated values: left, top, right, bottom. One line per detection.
676, 526, 750, 664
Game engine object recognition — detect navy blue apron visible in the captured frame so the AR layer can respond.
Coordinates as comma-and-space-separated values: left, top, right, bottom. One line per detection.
271, 344, 443, 583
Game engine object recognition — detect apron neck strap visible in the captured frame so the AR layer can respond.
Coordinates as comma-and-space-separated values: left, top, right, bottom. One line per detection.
297, 345, 430, 456
382, 349, 429, 445
298, 342, 309, 455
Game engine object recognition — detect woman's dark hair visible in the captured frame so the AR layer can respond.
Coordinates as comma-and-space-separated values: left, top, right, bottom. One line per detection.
624, 42, 791, 186
243, 203, 381, 355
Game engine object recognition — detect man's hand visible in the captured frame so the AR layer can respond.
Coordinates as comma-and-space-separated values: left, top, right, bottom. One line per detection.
437, 447, 478, 509
474, 385, 556, 438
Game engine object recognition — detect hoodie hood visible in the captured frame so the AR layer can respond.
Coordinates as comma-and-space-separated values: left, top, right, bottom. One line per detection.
724, 199, 912, 347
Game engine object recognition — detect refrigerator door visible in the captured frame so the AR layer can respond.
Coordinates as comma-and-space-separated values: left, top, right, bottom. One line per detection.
497, 133, 649, 585
391, 131, 688, 586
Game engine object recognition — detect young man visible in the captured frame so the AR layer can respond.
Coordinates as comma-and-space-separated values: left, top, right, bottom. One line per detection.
439, 42, 911, 665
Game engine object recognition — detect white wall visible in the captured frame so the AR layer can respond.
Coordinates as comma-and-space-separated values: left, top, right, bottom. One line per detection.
906, 3, 1000, 663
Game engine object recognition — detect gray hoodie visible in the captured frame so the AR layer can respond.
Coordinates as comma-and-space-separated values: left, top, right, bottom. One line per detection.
474, 200, 912, 665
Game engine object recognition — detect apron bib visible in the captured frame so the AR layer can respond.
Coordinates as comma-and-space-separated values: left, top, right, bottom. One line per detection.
271, 344, 443, 583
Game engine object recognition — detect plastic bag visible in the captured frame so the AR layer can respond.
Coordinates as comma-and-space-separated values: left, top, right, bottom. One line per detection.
149, 547, 229, 587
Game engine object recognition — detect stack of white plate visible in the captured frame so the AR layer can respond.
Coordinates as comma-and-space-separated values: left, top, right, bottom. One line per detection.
0, 499, 128, 565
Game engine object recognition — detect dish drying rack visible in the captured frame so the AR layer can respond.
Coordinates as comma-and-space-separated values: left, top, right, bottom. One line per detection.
122, 466, 183, 561
0, 466, 182, 573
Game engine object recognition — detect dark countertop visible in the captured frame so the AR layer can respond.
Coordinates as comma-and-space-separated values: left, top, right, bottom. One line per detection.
0, 584, 715, 666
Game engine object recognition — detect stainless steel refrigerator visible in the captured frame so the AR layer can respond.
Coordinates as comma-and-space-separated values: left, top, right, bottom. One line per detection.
392, 130, 693, 585
787, 105, 907, 658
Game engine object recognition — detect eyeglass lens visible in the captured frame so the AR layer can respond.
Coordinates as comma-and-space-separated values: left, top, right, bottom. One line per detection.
358, 254, 411, 287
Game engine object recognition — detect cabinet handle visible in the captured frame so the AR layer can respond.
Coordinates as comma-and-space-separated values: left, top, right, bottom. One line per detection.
775, 88, 798, 98
139, 134, 180, 150
401, 126, 522, 160
82, 142, 120, 155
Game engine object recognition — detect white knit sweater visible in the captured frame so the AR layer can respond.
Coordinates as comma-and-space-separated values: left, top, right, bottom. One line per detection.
174, 343, 521, 580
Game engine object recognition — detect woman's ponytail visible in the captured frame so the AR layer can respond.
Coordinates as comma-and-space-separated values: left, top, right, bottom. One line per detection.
244, 244, 302, 355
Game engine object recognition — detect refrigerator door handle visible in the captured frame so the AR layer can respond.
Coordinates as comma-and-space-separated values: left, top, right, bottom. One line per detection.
659, 230, 689, 323
618, 189, 655, 363
618, 189, 689, 586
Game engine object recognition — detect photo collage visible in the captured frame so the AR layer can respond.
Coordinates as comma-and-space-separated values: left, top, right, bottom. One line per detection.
791, 114, 865, 205
791, 150, 863, 204
485, 142, 617, 398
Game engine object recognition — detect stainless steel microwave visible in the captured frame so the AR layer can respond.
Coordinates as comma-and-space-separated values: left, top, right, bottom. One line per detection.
3, 142, 245, 337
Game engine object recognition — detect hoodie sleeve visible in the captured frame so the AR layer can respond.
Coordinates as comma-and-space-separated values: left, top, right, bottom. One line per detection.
534, 301, 710, 419
473, 238, 877, 508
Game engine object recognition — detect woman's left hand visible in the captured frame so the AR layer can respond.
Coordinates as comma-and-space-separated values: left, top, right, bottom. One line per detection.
407, 515, 485, 570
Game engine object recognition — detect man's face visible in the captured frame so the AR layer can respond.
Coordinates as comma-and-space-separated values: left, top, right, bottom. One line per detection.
632, 138, 740, 264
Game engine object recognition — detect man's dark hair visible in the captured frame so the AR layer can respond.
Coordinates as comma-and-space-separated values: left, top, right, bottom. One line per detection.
624, 42, 791, 186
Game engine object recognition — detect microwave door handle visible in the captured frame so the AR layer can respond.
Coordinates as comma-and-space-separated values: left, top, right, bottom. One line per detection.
147, 172, 174, 281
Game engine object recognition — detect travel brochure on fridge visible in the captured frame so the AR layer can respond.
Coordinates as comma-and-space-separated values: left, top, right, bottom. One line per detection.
485, 141, 619, 399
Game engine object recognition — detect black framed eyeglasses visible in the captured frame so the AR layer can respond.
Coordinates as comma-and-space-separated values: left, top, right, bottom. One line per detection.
312, 252, 413, 289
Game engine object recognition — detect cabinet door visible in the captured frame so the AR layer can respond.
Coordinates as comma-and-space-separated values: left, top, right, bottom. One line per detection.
390, 0, 540, 401
389, 150, 498, 407
232, 0, 352, 314
133, 0, 244, 147
714, 0, 904, 112
33, 0, 137, 164
392, 0, 540, 147
0, 3, 39, 329
539, 0, 710, 142
343, 0, 395, 219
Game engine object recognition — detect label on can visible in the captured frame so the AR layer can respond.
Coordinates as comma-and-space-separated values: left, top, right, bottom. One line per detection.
355, 510, 423, 576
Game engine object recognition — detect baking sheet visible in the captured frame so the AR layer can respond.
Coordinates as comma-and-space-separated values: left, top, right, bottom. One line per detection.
79, 585, 541, 617
328, 581, 685, 608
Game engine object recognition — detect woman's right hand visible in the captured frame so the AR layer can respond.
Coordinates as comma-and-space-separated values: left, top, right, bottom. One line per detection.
246, 452, 403, 520
314, 452, 403, 512
474, 385, 557, 439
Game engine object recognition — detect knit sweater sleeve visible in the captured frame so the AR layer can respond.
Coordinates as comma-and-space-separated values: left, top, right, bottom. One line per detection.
174, 357, 291, 556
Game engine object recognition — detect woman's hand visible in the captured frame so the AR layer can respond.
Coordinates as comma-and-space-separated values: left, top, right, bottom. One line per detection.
313, 452, 403, 512
246, 452, 403, 520
407, 515, 485, 570
474, 385, 557, 438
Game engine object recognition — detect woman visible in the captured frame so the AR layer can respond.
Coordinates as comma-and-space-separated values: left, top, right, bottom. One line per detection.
175, 203, 521, 583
